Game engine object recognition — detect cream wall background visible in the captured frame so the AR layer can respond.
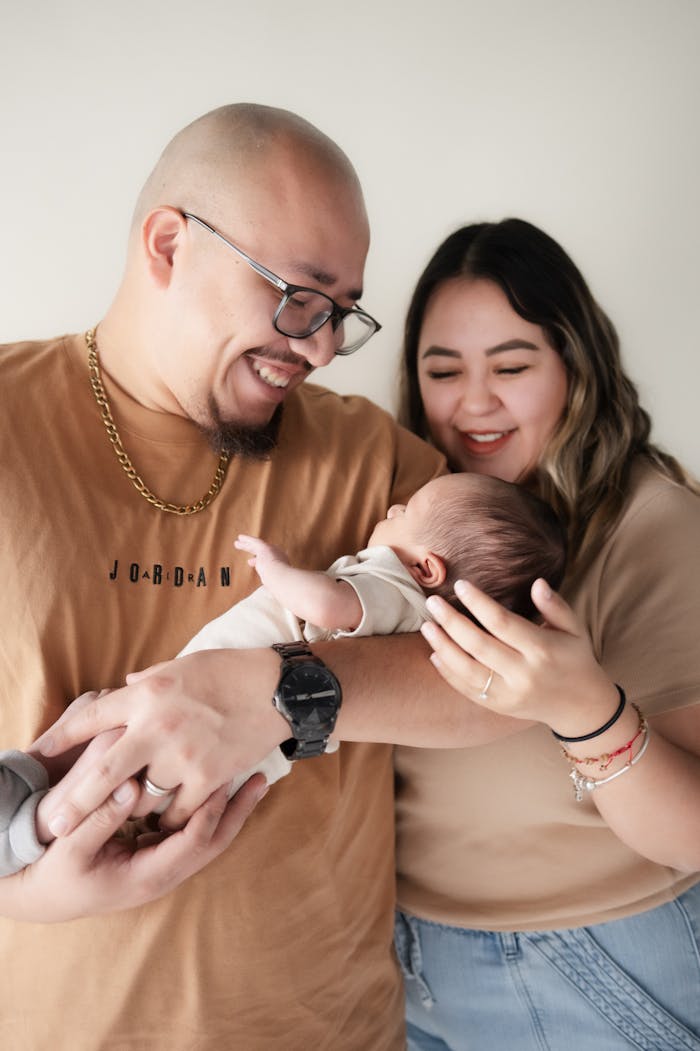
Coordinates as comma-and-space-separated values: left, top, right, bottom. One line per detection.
2, 0, 698, 472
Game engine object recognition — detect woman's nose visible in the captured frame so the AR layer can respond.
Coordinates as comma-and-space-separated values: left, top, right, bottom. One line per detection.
456, 376, 501, 417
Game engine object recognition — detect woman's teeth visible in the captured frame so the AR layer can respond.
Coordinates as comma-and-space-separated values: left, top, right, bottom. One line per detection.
466, 431, 508, 443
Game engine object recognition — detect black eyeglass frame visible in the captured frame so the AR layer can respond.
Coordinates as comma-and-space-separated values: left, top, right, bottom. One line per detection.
181, 211, 381, 355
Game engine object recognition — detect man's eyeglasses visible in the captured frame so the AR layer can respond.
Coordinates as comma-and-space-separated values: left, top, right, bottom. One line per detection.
182, 212, 381, 355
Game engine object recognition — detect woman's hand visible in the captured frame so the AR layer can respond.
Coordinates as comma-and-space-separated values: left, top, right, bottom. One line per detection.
421, 577, 620, 737
422, 577, 700, 871
34, 647, 286, 835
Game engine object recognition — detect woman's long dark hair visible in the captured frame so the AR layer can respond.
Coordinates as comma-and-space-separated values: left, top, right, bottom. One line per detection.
398, 219, 698, 582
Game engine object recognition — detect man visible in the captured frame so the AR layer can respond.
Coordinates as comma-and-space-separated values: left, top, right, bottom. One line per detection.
0, 104, 509, 1049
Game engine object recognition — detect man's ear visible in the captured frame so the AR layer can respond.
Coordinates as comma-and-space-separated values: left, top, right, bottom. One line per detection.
408, 551, 446, 589
141, 207, 186, 288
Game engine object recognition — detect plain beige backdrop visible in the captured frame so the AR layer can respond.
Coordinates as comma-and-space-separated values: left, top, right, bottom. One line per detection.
1, 0, 698, 471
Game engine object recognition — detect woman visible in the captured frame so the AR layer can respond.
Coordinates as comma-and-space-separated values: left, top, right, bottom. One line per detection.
394, 219, 700, 1050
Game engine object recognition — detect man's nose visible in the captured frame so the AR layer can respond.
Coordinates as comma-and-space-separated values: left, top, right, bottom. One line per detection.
288, 322, 337, 369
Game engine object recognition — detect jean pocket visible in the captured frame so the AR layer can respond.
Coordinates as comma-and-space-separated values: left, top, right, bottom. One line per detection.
527, 925, 700, 1050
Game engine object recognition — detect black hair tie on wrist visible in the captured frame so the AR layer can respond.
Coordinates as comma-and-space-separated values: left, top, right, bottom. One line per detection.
551, 685, 627, 743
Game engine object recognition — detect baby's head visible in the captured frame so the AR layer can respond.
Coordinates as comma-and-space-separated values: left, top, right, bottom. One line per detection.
368, 474, 566, 622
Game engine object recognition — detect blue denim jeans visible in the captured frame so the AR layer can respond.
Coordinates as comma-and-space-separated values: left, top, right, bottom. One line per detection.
395, 881, 700, 1050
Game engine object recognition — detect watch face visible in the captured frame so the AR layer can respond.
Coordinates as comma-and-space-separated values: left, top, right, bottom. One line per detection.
278, 665, 340, 736
279, 665, 338, 705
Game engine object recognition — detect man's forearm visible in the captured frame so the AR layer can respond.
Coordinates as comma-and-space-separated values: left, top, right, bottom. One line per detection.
35, 636, 529, 836
315, 632, 528, 748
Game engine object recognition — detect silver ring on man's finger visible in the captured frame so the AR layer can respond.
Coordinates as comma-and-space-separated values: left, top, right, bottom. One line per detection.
478, 669, 495, 701
141, 774, 177, 797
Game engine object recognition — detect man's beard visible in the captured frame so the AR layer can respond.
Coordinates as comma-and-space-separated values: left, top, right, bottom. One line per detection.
201, 398, 284, 460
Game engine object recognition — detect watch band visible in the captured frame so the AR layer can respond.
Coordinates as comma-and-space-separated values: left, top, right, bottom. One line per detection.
272, 641, 318, 664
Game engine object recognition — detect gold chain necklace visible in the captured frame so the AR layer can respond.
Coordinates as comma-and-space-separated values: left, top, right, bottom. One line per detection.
85, 328, 229, 515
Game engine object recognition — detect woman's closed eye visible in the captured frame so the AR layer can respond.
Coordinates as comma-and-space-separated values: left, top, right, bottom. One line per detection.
494, 364, 531, 376
425, 369, 462, 380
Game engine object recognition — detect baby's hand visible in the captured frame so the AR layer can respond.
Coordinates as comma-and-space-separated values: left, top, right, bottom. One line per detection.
234, 535, 290, 585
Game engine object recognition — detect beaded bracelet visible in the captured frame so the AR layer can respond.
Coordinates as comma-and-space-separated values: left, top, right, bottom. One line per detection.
559, 704, 647, 771
569, 728, 651, 802
551, 685, 626, 743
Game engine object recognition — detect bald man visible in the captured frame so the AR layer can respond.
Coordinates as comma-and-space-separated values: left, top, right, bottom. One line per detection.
0, 104, 510, 1049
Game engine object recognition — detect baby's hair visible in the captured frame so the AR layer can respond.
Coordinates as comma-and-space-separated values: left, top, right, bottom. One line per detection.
424, 475, 567, 623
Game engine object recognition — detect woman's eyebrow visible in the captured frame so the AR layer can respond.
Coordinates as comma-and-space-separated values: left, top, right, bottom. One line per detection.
421, 339, 540, 360
484, 339, 540, 356
420, 346, 462, 359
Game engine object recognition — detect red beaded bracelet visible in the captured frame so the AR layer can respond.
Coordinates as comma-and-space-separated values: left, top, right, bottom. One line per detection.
560, 704, 647, 770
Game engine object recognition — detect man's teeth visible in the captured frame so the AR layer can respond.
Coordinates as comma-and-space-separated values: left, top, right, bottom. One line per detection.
467, 431, 508, 443
254, 363, 290, 389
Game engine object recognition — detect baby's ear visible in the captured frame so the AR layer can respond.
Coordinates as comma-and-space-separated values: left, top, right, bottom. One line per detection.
409, 551, 446, 589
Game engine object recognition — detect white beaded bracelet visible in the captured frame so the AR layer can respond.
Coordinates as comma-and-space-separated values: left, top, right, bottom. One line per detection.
569, 729, 651, 802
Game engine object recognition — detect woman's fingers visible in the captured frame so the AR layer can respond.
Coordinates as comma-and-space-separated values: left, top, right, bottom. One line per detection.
204, 774, 269, 848
424, 578, 621, 730
424, 590, 513, 673
453, 579, 574, 647
420, 620, 489, 699
129, 777, 269, 896
420, 609, 501, 703
421, 580, 589, 717
529, 577, 582, 634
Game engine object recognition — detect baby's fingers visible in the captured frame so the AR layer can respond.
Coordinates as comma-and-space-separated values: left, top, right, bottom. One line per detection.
234, 534, 262, 554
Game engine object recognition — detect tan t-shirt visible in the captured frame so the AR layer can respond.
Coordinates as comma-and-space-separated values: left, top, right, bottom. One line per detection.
0, 333, 444, 1050
396, 459, 700, 931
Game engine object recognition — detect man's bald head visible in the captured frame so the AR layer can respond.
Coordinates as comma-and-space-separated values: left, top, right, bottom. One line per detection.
132, 103, 366, 231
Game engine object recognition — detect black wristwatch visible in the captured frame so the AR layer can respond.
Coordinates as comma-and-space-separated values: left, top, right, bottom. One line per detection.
271, 642, 343, 760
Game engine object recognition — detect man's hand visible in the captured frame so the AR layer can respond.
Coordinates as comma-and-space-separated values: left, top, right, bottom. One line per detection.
34, 648, 284, 833
27, 689, 112, 786
35, 726, 125, 842
0, 774, 267, 923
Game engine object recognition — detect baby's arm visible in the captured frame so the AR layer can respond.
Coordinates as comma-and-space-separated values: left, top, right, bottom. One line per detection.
235, 535, 363, 631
